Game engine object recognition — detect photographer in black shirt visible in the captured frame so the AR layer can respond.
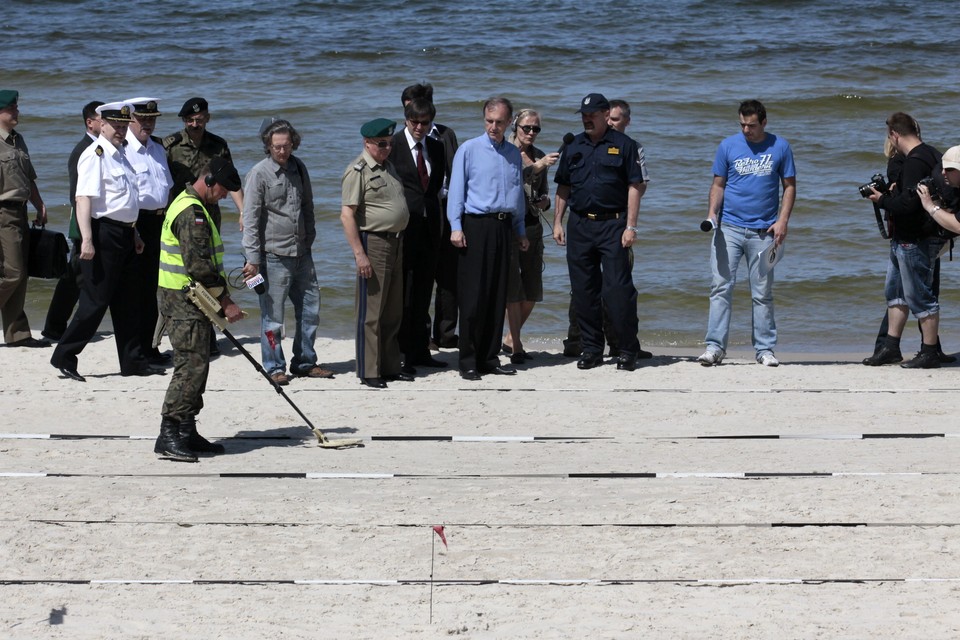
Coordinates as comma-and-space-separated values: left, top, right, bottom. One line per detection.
863, 112, 945, 369
919, 145, 960, 240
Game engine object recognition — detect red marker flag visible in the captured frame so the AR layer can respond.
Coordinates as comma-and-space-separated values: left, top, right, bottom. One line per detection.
432, 525, 448, 549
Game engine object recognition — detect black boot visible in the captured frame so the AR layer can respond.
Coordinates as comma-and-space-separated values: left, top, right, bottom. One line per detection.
181, 415, 225, 455
154, 417, 198, 462
863, 336, 902, 366
902, 343, 941, 369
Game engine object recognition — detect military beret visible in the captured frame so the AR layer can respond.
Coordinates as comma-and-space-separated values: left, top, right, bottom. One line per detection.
178, 97, 209, 118
125, 96, 163, 117
0, 90, 19, 110
361, 118, 396, 138
97, 101, 134, 122
207, 156, 242, 192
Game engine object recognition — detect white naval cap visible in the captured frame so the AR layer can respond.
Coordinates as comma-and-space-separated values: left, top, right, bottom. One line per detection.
96, 101, 134, 122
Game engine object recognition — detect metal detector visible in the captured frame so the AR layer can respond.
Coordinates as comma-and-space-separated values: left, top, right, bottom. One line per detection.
184, 282, 363, 449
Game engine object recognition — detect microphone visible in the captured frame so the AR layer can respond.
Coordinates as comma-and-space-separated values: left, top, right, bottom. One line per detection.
558, 132, 575, 155
245, 272, 266, 295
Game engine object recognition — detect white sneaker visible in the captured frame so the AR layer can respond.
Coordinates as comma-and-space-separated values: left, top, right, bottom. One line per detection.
697, 349, 724, 366
757, 352, 780, 367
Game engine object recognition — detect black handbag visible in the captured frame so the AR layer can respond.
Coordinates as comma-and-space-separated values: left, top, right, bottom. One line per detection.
28, 223, 69, 279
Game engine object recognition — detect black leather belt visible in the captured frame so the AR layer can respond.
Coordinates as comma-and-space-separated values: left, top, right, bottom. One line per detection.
139, 208, 166, 216
576, 211, 624, 221
471, 211, 511, 221
366, 230, 403, 239
95, 216, 136, 228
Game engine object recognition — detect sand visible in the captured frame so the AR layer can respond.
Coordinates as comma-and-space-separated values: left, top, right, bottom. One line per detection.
2, 332, 960, 638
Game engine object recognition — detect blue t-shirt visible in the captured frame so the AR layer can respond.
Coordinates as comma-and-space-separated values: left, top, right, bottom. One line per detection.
712, 132, 795, 228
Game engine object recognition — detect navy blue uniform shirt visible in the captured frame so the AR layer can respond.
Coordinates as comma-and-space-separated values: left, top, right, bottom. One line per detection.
554, 128, 644, 214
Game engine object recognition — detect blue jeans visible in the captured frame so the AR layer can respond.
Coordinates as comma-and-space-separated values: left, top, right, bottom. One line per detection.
705, 223, 776, 355
884, 238, 944, 318
259, 253, 321, 375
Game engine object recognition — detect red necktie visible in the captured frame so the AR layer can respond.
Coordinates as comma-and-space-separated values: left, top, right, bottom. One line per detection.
416, 142, 429, 191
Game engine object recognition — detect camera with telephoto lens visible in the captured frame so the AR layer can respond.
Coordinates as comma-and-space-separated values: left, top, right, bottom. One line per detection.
858, 173, 889, 198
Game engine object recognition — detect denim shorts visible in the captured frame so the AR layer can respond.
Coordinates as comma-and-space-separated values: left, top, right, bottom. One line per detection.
884, 237, 944, 317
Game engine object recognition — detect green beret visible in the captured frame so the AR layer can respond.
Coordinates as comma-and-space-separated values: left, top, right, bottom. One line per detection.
0, 90, 19, 110
361, 118, 396, 138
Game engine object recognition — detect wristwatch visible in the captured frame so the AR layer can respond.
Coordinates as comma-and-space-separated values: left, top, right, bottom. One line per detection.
626, 225, 640, 233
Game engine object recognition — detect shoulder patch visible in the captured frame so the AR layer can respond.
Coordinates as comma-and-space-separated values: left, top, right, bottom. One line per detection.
161, 132, 183, 149
95, 145, 103, 157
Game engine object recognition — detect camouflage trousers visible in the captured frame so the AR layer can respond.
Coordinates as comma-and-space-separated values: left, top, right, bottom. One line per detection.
161, 317, 210, 420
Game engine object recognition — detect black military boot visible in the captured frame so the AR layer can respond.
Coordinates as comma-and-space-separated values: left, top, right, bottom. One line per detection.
154, 417, 198, 462
181, 415, 225, 455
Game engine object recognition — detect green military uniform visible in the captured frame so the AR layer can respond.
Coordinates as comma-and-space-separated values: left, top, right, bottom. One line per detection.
158, 184, 227, 420
162, 128, 233, 229
342, 146, 409, 380
0, 123, 38, 343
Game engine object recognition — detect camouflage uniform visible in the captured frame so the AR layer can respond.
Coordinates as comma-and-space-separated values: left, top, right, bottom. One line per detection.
162, 128, 233, 229
159, 184, 227, 421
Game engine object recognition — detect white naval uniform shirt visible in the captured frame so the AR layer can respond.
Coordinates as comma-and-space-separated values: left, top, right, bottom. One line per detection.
125, 130, 173, 211
75, 135, 140, 223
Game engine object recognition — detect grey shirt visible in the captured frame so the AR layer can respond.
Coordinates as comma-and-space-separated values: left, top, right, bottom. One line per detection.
242, 154, 316, 263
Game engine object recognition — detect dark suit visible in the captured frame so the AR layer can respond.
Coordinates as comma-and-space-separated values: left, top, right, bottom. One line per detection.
43, 133, 93, 339
429, 123, 460, 347
388, 130, 446, 363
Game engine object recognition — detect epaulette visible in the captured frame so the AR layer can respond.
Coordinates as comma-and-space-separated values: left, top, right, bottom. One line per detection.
161, 132, 183, 149
353, 162, 364, 172
149, 134, 163, 145
95, 145, 103, 157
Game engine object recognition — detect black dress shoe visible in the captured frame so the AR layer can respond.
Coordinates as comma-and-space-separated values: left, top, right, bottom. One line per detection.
413, 356, 447, 368
400, 363, 417, 375
146, 350, 172, 365
9, 337, 51, 348
437, 336, 459, 349
577, 354, 603, 370
384, 372, 415, 382
616, 354, 637, 371
638, 348, 653, 359
488, 365, 517, 375
121, 364, 167, 377
460, 369, 482, 381
58, 366, 86, 382
361, 377, 387, 388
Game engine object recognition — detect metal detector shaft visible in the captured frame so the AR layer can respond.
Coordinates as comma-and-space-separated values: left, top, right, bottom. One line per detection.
183, 282, 362, 448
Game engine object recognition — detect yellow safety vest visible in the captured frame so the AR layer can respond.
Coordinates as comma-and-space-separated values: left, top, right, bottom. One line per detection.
158, 190, 225, 291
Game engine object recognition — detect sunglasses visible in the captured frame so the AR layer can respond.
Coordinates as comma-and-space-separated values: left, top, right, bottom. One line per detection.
518, 125, 541, 134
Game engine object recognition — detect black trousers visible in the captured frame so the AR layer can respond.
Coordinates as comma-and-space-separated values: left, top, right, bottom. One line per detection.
457, 213, 511, 372
44, 238, 82, 339
433, 211, 459, 346
566, 213, 639, 358
50, 219, 143, 372
399, 211, 440, 362
135, 209, 164, 354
